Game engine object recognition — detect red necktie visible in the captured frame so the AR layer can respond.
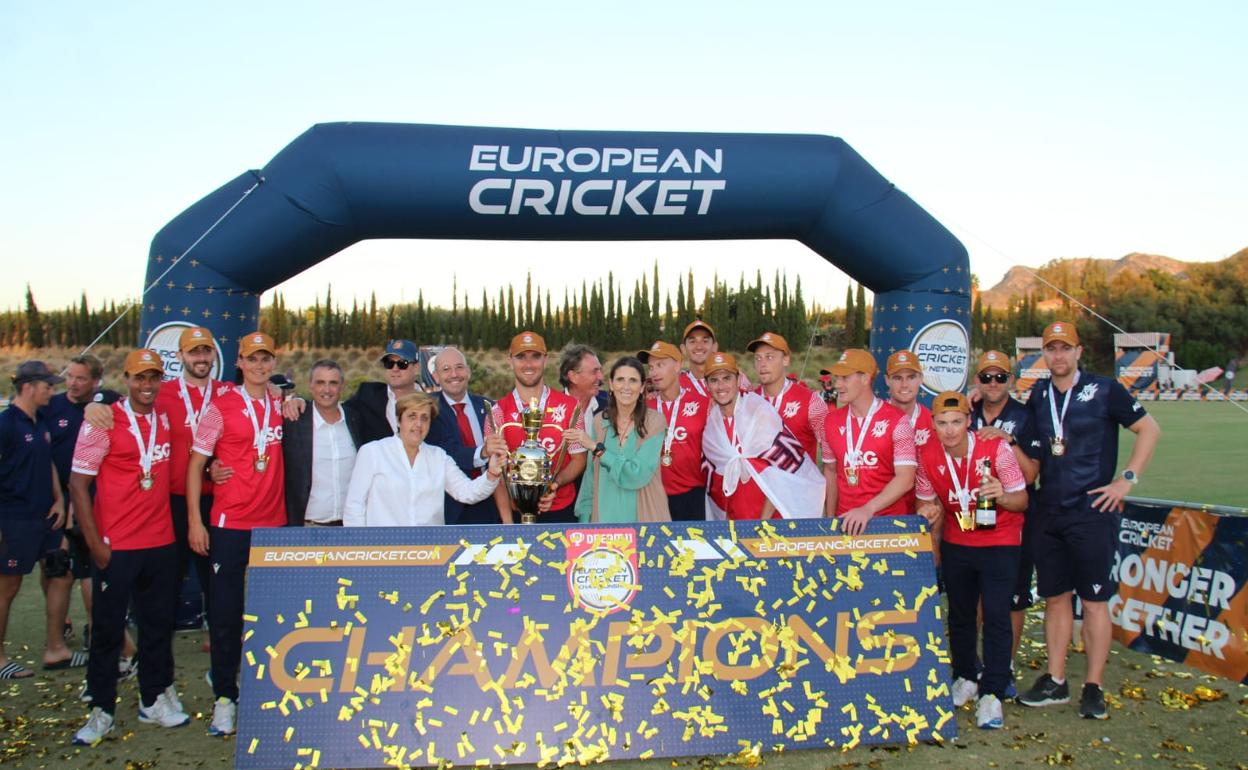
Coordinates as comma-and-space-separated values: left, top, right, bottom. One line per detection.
453, 403, 481, 478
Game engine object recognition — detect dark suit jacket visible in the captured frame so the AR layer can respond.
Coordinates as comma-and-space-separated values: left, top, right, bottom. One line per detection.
345, 381, 395, 444
425, 392, 500, 525
283, 403, 365, 526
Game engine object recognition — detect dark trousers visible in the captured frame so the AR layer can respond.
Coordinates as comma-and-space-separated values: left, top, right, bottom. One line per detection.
87, 544, 178, 713
207, 526, 252, 702
941, 541, 1020, 699
170, 494, 213, 618
667, 488, 707, 522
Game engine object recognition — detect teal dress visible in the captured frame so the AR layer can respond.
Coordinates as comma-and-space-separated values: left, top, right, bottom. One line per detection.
575, 411, 668, 523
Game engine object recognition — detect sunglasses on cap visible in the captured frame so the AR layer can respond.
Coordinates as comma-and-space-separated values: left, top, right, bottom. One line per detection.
382, 358, 412, 370
978, 372, 1010, 384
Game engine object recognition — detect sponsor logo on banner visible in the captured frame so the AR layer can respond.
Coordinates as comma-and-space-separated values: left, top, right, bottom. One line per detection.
566, 528, 638, 614
145, 321, 223, 382
911, 320, 969, 395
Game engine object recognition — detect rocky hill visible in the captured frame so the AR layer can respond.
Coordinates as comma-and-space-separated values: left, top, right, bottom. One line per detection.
979, 252, 1195, 309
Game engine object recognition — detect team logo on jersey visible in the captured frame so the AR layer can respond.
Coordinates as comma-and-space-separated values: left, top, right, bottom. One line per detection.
1132, 401, 1142, 411
23, 433, 33, 443
1077, 383, 1099, 402
160, 414, 170, 430
782, 401, 800, 419
871, 421, 889, 438
937, 464, 946, 476
914, 428, 930, 446
548, 404, 567, 425
682, 401, 700, 418
999, 420, 1016, 435
57, 418, 69, 429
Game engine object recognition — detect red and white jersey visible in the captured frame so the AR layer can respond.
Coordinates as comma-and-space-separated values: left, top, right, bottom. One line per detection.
646, 389, 710, 496
489, 387, 586, 512
71, 402, 174, 550
755, 380, 828, 461
897, 402, 934, 449
680, 369, 752, 398
824, 399, 917, 517
193, 388, 285, 530
156, 377, 230, 496
916, 435, 1026, 547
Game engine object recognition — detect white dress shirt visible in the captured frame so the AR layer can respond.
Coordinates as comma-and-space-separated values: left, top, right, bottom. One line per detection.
304, 405, 356, 524
344, 436, 498, 527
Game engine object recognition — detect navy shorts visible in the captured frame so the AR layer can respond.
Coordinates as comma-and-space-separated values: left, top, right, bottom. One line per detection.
64, 528, 93, 580
1031, 501, 1118, 603
0, 518, 63, 576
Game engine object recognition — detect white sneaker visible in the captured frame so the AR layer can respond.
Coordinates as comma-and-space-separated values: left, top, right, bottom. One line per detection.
208, 696, 236, 736
73, 707, 115, 746
163, 684, 185, 715
952, 676, 979, 707
138, 691, 191, 728
976, 694, 1004, 729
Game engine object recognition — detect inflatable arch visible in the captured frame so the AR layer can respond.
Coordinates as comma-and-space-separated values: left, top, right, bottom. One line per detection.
139, 123, 971, 395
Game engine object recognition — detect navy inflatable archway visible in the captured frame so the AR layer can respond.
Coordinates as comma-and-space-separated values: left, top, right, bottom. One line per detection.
139, 123, 971, 395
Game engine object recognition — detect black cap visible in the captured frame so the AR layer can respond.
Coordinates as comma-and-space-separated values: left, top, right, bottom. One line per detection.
12, 360, 65, 386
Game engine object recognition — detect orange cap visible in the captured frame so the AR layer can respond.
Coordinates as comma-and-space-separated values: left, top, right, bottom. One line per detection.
638, 340, 681, 364
509, 331, 546, 356
826, 348, 878, 377
930, 390, 971, 417
1042, 321, 1079, 346
976, 350, 1012, 375
703, 352, 739, 376
178, 326, 216, 353
238, 331, 276, 357
124, 348, 164, 376
746, 332, 791, 355
886, 349, 922, 376
682, 319, 715, 340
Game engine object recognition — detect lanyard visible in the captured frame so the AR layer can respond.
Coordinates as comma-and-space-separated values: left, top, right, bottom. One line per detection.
1048, 370, 1081, 442
685, 370, 707, 397
122, 399, 158, 479
943, 433, 977, 511
178, 376, 212, 437
764, 380, 792, 411
659, 389, 685, 457
907, 405, 920, 429
241, 390, 274, 459
844, 398, 882, 469
511, 386, 550, 421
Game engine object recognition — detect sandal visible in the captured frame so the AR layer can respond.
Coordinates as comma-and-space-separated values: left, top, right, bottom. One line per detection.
0, 661, 34, 679
42, 650, 89, 671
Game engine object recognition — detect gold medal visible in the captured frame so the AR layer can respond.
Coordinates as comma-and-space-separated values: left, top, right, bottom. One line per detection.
1050, 437, 1066, 457
660, 452, 673, 467
845, 466, 860, 487
957, 509, 975, 531
139, 473, 154, 492
255, 455, 268, 473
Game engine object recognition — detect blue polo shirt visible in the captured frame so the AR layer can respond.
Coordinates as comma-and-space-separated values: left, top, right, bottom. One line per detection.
42, 390, 118, 490
0, 405, 54, 521
1024, 370, 1145, 509
972, 393, 1037, 491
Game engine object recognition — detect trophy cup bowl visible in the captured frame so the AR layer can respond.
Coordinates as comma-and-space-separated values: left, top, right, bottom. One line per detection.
505, 397, 554, 524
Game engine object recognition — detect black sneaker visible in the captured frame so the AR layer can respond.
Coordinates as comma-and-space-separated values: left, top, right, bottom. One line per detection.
1018, 673, 1070, 707
1079, 683, 1107, 719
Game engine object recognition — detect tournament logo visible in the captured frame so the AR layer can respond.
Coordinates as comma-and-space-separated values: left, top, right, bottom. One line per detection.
566, 529, 639, 615
911, 320, 970, 396
145, 322, 223, 382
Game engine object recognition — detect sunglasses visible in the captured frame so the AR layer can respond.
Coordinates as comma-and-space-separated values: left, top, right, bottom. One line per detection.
978, 372, 1010, 384
382, 358, 412, 370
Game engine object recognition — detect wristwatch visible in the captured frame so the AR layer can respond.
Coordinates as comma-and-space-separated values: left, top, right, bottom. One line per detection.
1121, 469, 1139, 485
593, 442, 606, 458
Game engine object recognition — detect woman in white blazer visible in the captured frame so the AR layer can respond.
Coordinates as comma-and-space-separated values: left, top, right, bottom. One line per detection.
344, 392, 504, 526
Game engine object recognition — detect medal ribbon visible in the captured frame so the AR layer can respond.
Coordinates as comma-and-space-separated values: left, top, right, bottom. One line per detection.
1047, 370, 1081, 444
660, 389, 685, 458
843, 397, 882, 472
122, 399, 158, 481
241, 390, 274, 461
943, 433, 977, 512
685, 370, 707, 397
178, 376, 212, 437
511, 386, 550, 427
764, 380, 792, 411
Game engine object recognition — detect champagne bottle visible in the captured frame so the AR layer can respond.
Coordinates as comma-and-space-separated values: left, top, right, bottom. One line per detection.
975, 458, 997, 529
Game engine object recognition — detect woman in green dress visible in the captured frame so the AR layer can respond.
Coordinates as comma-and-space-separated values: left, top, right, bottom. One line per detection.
575, 356, 671, 523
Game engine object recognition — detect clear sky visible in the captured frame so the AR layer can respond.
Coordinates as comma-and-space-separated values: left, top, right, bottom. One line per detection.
2, 1, 1243, 317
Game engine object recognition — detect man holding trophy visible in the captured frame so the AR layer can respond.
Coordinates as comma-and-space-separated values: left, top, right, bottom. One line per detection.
490, 331, 587, 524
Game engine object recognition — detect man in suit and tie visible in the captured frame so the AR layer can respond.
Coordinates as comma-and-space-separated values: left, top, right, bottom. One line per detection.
425, 348, 509, 525
283, 360, 365, 527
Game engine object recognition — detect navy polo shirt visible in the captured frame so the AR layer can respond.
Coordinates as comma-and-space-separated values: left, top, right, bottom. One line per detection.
0, 405, 54, 520
972, 394, 1037, 490
42, 390, 118, 489
1024, 370, 1145, 509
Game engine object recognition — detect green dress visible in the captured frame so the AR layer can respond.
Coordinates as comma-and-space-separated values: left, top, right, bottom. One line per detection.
575, 415, 666, 523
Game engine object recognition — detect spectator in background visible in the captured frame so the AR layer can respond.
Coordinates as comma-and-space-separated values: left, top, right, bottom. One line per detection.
818, 369, 839, 408
283, 360, 364, 527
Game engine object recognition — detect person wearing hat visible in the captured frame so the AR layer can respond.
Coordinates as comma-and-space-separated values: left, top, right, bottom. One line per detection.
1016, 321, 1161, 720
702, 353, 824, 520
970, 350, 1040, 675
640, 340, 710, 521
749, 332, 828, 463
885, 349, 934, 448
0, 362, 71, 680
817, 369, 839, 408
489, 331, 587, 524
69, 350, 189, 745
821, 349, 917, 535
914, 391, 1028, 730
185, 331, 287, 736
678, 319, 752, 397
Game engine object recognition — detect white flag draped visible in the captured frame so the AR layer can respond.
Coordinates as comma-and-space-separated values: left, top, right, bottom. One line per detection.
703, 392, 825, 519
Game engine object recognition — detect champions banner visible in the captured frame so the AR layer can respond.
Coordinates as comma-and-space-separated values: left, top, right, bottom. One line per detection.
1111, 500, 1248, 683
236, 518, 953, 769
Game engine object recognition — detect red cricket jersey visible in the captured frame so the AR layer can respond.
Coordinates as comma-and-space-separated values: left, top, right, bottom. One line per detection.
915, 435, 1026, 547
755, 380, 828, 461
156, 377, 229, 496
646, 389, 710, 496
824, 399, 917, 517
193, 388, 285, 530
706, 416, 778, 521
490, 387, 587, 512
71, 402, 174, 550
